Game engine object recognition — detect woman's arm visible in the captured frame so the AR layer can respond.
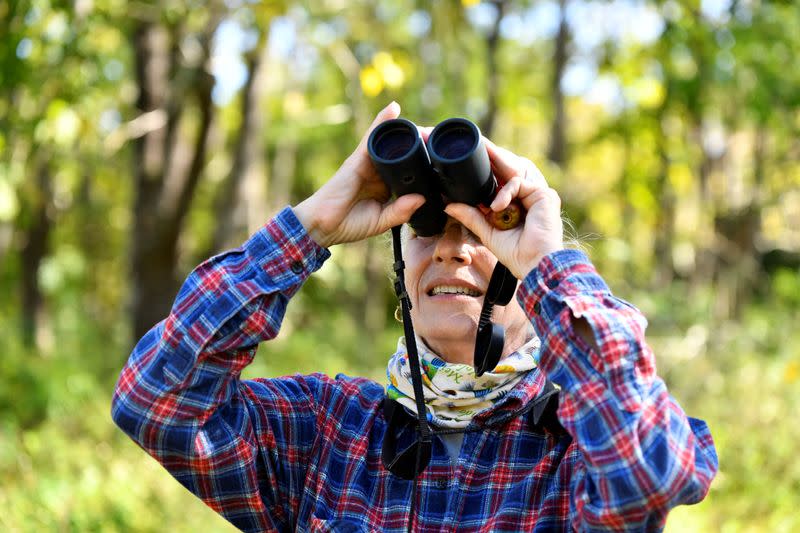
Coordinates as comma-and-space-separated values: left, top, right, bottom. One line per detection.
517, 250, 718, 531
111, 208, 331, 530
111, 102, 425, 531
445, 142, 717, 531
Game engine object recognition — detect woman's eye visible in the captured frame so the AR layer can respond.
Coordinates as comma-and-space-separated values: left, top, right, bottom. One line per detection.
416, 234, 441, 244
410, 229, 442, 241
411, 228, 479, 245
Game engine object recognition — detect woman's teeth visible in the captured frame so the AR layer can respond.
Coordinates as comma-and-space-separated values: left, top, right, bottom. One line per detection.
430, 286, 481, 296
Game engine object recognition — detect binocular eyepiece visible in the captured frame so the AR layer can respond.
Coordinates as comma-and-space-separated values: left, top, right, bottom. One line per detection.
368, 117, 498, 237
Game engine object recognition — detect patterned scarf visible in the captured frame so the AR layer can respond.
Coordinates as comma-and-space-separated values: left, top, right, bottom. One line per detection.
386, 335, 541, 429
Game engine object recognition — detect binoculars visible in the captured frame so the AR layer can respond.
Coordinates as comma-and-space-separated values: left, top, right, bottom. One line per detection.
367, 117, 518, 236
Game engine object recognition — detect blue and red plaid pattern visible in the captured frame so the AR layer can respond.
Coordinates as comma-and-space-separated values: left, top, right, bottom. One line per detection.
111, 207, 717, 532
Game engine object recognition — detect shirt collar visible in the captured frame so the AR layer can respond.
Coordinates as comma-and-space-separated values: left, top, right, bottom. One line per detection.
470, 367, 547, 427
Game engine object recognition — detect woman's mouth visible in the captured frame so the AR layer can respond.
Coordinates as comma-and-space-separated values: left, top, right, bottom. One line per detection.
427, 285, 482, 297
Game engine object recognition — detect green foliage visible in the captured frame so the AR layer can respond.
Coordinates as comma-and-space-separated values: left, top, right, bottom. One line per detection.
1, 0, 799, 531
644, 285, 800, 532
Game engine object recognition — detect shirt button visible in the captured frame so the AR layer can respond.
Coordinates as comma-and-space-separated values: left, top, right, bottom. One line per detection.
533, 301, 541, 315
546, 279, 559, 289
290, 260, 304, 274
435, 478, 448, 489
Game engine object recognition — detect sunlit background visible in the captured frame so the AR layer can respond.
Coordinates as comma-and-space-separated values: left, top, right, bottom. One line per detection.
1, 0, 798, 531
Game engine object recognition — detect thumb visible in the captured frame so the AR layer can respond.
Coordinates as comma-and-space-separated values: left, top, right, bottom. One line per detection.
372, 101, 401, 127
444, 203, 494, 244
358, 101, 401, 150
377, 194, 426, 231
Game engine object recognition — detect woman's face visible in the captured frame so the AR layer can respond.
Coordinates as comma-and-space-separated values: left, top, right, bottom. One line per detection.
403, 217, 531, 364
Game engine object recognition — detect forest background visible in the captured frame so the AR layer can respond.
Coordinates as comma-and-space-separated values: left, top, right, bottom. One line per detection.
1, 0, 798, 531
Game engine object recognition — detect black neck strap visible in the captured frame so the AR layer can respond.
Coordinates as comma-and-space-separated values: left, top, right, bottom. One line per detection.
382, 226, 432, 480
382, 226, 519, 478
473, 262, 517, 376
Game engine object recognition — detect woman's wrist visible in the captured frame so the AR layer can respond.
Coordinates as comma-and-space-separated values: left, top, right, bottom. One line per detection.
293, 197, 332, 248
515, 244, 564, 280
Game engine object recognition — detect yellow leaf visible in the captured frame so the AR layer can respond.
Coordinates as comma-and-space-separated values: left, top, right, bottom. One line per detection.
668, 163, 693, 195
372, 52, 393, 70
631, 78, 665, 110
785, 361, 799, 384
373, 52, 405, 89
360, 66, 384, 97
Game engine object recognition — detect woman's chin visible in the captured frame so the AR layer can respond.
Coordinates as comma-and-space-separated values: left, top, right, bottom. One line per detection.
418, 326, 478, 361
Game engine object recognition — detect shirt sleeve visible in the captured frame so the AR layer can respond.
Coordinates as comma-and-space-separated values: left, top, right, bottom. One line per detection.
111, 206, 331, 531
516, 249, 718, 532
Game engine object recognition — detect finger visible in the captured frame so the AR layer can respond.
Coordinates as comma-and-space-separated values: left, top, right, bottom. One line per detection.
521, 158, 549, 189
492, 169, 548, 210
521, 187, 557, 212
357, 101, 402, 150
483, 137, 524, 182
418, 126, 434, 143
377, 194, 426, 231
546, 187, 562, 212
370, 101, 401, 128
444, 203, 495, 247
490, 176, 530, 211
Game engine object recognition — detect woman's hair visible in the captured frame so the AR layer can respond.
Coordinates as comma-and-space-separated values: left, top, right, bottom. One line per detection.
562, 214, 590, 253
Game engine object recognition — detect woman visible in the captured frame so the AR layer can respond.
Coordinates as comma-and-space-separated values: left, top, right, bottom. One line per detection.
112, 102, 717, 532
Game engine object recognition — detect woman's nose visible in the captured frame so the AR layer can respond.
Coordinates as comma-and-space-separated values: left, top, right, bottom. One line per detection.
433, 224, 472, 264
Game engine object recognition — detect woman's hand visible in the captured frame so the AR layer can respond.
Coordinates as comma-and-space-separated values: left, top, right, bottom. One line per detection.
293, 102, 426, 248
444, 140, 564, 280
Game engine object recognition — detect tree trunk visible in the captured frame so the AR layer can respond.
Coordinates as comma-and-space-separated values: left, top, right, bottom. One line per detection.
268, 136, 297, 214
326, 37, 389, 356
688, 119, 716, 294
19, 162, 52, 347
653, 109, 676, 286
480, 0, 507, 137
653, 158, 677, 285
712, 127, 764, 317
211, 36, 271, 253
547, 0, 569, 165
130, 17, 219, 341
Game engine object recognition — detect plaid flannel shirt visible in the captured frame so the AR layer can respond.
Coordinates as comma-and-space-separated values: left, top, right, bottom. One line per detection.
112, 207, 717, 532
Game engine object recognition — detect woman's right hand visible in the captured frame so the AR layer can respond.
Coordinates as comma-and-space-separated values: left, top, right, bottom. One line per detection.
293, 102, 426, 248
444, 140, 564, 280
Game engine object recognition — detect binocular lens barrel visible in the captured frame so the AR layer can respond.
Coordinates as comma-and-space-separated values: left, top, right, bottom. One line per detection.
368, 117, 498, 236
428, 122, 478, 160
428, 118, 495, 206
370, 123, 418, 161
368, 119, 447, 236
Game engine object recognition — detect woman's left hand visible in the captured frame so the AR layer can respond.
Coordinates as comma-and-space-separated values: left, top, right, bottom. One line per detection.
444, 140, 564, 280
